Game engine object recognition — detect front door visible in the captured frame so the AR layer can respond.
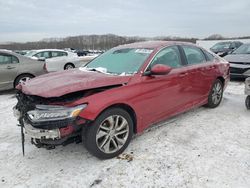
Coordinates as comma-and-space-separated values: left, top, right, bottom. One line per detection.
138, 46, 190, 128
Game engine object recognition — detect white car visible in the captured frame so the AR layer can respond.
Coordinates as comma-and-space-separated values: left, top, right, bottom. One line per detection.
45, 54, 96, 72
25, 49, 95, 72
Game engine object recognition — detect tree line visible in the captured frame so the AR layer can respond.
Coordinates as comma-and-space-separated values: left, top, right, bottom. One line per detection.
0, 34, 249, 51
0, 34, 197, 51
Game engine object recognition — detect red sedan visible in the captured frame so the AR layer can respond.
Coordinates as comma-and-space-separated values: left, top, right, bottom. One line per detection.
14, 41, 230, 159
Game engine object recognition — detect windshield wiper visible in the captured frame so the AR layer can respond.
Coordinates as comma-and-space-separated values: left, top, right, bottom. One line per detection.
87, 68, 104, 73
84, 67, 111, 74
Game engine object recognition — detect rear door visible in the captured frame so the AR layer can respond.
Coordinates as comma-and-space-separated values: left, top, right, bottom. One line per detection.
0, 53, 19, 90
180, 45, 215, 103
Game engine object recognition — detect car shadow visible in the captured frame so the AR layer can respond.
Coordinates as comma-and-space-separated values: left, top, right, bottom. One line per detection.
0, 89, 16, 96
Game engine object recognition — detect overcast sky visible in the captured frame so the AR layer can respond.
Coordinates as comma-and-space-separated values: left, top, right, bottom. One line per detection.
0, 0, 250, 43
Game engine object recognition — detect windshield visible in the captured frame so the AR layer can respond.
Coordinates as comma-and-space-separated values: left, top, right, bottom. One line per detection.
233, 44, 250, 54
25, 50, 38, 57
211, 42, 231, 51
85, 48, 153, 75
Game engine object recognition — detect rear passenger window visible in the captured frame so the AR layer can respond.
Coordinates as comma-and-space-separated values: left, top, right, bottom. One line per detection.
150, 46, 182, 68
203, 50, 215, 62
51, 51, 68, 57
183, 46, 206, 65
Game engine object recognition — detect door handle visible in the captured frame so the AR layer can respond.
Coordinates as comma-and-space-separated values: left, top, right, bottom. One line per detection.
179, 72, 188, 77
6, 66, 15, 69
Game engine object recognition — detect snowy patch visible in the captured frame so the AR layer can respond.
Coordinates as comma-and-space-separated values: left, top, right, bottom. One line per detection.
0, 81, 250, 187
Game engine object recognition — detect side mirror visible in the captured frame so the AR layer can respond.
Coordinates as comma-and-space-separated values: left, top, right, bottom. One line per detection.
38, 57, 46, 61
143, 64, 172, 76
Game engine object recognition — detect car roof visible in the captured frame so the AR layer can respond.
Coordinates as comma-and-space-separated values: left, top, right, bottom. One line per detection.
0, 49, 18, 55
29, 49, 68, 52
116, 40, 196, 49
0, 49, 37, 60
0, 49, 13, 53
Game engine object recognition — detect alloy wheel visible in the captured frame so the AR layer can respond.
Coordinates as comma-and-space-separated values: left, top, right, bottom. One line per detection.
96, 115, 129, 154
19, 77, 31, 84
212, 82, 223, 105
65, 64, 74, 69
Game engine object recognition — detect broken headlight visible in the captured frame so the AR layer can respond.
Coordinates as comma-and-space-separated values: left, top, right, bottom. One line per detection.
27, 104, 87, 122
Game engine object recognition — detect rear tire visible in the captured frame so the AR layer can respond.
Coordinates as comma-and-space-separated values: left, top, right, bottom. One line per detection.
245, 96, 250, 110
14, 74, 34, 88
83, 108, 133, 159
205, 79, 223, 108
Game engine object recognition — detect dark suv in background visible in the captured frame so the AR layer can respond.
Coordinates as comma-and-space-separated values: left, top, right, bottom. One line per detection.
210, 41, 243, 57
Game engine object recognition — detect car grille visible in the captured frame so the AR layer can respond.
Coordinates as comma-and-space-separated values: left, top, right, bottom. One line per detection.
229, 67, 247, 74
26, 118, 74, 130
229, 62, 250, 75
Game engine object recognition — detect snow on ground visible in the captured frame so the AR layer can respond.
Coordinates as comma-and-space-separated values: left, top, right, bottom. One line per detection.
0, 81, 250, 188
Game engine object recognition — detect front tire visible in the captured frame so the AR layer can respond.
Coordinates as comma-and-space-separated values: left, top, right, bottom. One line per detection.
14, 74, 34, 88
206, 79, 224, 108
83, 108, 133, 159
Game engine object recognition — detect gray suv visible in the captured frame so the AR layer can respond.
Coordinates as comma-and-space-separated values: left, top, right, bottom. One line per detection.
0, 50, 47, 91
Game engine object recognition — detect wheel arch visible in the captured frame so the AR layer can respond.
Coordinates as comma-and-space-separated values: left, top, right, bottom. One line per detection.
216, 76, 225, 87
95, 103, 138, 134
14, 73, 35, 88
64, 62, 75, 69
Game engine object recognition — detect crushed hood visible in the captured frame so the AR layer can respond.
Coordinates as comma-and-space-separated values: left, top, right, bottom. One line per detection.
18, 69, 132, 98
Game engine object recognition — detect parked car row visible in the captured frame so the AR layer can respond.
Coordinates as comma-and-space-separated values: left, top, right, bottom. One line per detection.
0, 49, 97, 91
224, 43, 250, 78
0, 50, 46, 91
209, 41, 250, 79
25, 49, 96, 71
210, 41, 243, 57
64, 48, 104, 56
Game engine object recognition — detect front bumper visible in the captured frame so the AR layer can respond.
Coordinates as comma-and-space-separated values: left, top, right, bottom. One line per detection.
230, 63, 250, 78
24, 121, 60, 139
13, 106, 69, 140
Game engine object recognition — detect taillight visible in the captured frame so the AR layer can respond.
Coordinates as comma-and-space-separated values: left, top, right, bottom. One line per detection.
43, 63, 48, 72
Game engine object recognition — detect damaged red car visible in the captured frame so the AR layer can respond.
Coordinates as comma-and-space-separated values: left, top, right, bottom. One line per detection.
14, 41, 230, 159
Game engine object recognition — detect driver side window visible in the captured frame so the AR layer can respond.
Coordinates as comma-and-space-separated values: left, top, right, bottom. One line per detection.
149, 46, 182, 69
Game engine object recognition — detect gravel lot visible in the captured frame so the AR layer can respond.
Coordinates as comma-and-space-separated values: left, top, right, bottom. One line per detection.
0, 81, 249, 188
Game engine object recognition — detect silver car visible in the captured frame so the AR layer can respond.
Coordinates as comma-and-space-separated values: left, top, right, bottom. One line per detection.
224, 43, 250, 78
0, 50, 47, 91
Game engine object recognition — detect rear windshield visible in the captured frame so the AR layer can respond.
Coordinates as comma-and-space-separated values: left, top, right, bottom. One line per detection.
86, 48, 153, 75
